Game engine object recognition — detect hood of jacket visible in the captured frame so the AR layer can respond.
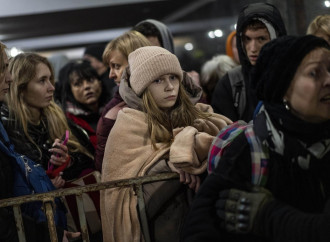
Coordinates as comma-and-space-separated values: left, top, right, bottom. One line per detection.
135, 19, 175, 54
236, 3, 287, 80
119, 67, 202, 110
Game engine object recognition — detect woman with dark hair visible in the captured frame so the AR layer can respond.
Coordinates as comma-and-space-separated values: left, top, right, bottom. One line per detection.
182, 35, 330, 242
60, 60, 110, 150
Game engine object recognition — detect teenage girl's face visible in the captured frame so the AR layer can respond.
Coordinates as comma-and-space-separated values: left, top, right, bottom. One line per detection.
108, 50, 128, 86
23, 63, 55, 110
284, 48, 330, 123
0, 51, 12, 102
148, 74, 180, 110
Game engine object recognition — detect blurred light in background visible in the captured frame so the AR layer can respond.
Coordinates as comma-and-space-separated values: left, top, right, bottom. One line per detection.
325, 1, 330, 7
184, 42, 194, 51
214, 29, 223, 37
10, 47, 23, 57
208, 29, 223, 38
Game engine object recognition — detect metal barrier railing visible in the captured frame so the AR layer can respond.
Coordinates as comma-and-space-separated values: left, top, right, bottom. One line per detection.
0, 172, 179, 242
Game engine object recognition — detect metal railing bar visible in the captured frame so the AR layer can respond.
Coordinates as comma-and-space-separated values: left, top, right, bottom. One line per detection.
13, 205, 26, 242
44, 201, 58, 242
0, 173, 179, 208
0, 173, 179, 242
76, 194, 90, 242
135, 183, 151, 242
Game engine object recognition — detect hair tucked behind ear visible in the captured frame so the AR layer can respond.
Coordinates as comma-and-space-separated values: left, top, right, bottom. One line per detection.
142, 81, 210, 149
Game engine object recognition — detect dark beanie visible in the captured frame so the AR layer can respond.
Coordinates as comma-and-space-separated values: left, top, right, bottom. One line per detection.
252, 35, 330, 103
84, 44, 105, 62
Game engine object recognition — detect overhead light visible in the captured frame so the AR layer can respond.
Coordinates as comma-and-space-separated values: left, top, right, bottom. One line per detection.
184, 43, 194, 51
10, 47, 23, 57
208, 31, 215, 39
325, 0, 330, 7
214, 29, 223, 37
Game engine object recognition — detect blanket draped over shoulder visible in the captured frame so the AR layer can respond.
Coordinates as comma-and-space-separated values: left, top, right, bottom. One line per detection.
100, 103, 231, 242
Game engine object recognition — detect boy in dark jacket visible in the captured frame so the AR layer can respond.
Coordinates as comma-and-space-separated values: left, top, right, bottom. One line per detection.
211, 3, 287, 122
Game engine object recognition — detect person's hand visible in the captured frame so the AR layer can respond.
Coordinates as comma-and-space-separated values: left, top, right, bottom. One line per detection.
105, 101, 127, 120
178, 170, 201, 192
49, 138, 69, 166
215, 186, 273, 234
62, 230, 81, 242
51, 175, 65, 189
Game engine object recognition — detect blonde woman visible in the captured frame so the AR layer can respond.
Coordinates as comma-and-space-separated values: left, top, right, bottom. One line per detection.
101, 46, 232, 242
95, 30, 151, 170
2, 53, 95, 187
307, 14, 330, 44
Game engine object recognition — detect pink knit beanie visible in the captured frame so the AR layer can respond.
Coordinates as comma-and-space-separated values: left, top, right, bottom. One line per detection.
128, 46, 183, 96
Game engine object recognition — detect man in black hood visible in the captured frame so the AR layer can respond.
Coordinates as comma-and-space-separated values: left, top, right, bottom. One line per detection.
211, 3, 287, 122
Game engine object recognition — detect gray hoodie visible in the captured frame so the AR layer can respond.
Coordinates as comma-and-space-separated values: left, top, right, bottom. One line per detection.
134, 19, 175, 54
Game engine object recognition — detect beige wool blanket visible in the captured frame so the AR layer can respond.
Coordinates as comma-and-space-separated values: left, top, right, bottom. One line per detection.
100, 103, 231, 242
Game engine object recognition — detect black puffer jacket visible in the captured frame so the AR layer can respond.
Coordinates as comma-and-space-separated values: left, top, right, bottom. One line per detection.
0, 105, 94, 181
211, 3, 287, 122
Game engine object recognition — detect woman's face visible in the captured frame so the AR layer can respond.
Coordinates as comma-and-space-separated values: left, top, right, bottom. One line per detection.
107, 50, 128, 85
284, 48, 330, 123
147, 74, 180, 110
23, 63, 55, 110
70, 72, 102, 108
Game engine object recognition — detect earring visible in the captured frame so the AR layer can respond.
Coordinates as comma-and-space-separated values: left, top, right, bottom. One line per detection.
283, 99, 290, 110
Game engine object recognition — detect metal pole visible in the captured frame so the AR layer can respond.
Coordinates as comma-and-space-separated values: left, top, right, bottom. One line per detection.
44, 201, 58, 242
13, 205, 26, 242
76, 194, 90, 242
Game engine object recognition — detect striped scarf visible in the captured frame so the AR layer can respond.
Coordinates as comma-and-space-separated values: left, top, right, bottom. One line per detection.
208, 120, 269, 186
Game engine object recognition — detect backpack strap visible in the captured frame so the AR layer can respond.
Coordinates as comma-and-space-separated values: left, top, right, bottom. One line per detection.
228, 66, 245, 119
208, 120, 248, 173
245, 124, 269, 186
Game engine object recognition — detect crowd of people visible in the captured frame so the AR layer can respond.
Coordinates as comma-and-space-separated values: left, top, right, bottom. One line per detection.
0, 3, 329, 242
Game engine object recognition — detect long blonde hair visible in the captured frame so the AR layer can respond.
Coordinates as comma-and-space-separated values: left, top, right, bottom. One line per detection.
7, 53, 92, 158
142, 81, 210, 149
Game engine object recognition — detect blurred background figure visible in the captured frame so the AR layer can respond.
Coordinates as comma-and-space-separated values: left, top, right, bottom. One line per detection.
307, 14, 330, 44
48, 54, 69, 103
200, 54, 237, 104
225, 30, 240, 64
83, 44, 117, 97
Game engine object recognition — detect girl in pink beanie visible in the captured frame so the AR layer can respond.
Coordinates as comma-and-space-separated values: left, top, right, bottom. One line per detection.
100, 46, 232, 242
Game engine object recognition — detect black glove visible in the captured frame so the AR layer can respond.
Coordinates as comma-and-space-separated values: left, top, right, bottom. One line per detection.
216, 186, 273, 234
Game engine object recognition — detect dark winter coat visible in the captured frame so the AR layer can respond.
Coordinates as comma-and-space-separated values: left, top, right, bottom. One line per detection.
95, 90, 123, 171
182, 107, 330, 242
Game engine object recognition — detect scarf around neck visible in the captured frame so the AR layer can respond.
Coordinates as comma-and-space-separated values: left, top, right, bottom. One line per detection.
254, 103, 330, 170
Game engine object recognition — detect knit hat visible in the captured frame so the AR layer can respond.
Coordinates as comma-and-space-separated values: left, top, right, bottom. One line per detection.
128, 46, 183, 96
252, 35, 330, 103
84, 44, 105, 62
